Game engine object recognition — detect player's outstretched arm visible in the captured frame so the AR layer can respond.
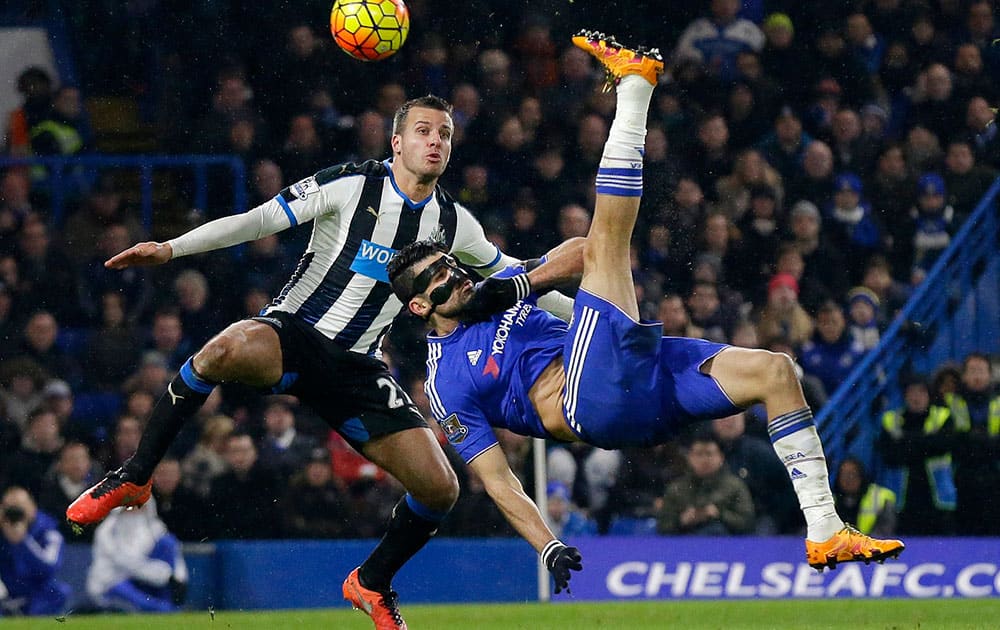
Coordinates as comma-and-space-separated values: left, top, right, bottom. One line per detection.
105, 241, 173, 269
106, 198, 302, 269
470, 445, 583, 593
463, 237, 586, 320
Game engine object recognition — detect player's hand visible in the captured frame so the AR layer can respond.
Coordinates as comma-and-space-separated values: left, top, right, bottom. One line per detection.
462, 275, 531, 321
105, 241, 173, 269
542, 541, 583, 594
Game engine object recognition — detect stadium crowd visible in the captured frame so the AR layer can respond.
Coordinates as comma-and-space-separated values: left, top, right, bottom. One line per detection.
1, 1, 1000, 590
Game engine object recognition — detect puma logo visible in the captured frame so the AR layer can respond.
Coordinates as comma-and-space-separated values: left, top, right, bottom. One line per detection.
365, 205, 380, 221
167, 382, 185, 405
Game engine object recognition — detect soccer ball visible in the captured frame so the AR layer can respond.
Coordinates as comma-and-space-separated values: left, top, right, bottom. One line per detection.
330, 0, 410, 62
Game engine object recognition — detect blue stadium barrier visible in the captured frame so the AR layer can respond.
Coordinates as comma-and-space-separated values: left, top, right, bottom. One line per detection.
0, 154, 248, 231
815, 176, 1000, 471
57, 536, 1000, 609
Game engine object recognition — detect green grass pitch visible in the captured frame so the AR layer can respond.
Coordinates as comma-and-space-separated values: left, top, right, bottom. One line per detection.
3, 599, 999, 629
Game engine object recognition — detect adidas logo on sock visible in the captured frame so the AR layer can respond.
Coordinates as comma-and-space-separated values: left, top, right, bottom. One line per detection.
790, 467, 808, 480
467, 350, 482, 366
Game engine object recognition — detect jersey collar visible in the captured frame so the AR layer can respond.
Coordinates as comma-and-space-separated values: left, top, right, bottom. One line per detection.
384, 159, 434, 210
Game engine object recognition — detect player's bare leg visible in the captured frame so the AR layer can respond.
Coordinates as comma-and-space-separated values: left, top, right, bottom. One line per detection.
704, 347, 904, 570
572, 31, 662, 320
67, 320, 282, 527
342, 427, 457, 630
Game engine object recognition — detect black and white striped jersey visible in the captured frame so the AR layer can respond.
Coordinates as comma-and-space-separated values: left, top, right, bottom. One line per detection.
259, 160, 509, 355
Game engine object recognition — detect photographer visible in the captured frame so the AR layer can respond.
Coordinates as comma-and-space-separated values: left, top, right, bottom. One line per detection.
0, 486, 70, 616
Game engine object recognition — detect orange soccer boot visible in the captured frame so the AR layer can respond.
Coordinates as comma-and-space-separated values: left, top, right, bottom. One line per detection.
805, 524, 905, 572
343, 567, 407, 630
571, 29, 664, 90
66, 467, 152, 528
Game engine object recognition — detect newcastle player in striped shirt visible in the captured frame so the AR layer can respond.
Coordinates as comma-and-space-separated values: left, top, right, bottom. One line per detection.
67, 94, 570, 629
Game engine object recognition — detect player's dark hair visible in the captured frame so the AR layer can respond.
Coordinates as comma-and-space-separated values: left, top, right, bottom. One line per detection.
391, 95, 453, 136
387, 239, 448, 303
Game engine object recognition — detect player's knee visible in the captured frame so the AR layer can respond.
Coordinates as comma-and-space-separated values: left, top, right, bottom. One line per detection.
420, 465, 459, 512
193, 335, 241, 381
759, 350, 798, 393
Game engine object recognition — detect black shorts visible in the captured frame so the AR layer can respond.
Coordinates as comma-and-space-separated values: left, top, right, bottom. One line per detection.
252, 312, 426, 450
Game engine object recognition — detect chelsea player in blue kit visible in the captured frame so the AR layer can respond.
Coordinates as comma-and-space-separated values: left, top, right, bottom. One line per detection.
387, 32, 905, 592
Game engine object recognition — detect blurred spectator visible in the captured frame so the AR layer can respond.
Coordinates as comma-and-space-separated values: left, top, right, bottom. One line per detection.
543, 481, 596, 538
905, 173, 956, 278
347, 110, 389, 163
3, 408, 64, 496
806, 26, 873, 107
687, 113, 733, 196
845, 287, 881, 351
101, 415, 143, 472
760, 13, 805, 106
29, 85, 89, 166
173, 269, 224, 350
686, 281, 730, 344
733, 184, 782, 296
656, 432, 755, 535
0, 170, 34, 257
786, 140, 835, 210
541, 42, 596, 125
963, 0, 1000, 75
784, 199, 846, 311
658, 294, 703, 338
77, 222, 152, 325
772, 243, 823, 315
84, 292, 142, 391
123, 351, 171, 399
943, 139, 998, 220
208, 432, 279, 539
799, 300, 866, 397
180, 414, 234, 499
844, 13, 883, 74
10, 311, 81, 389
145, 308, 191, 372
833, 457, 896, 537
195, 73, 260, 154
257, 399, 317, 482
860, 255, 910, 320
824, 173, 884, 283
259, 24, 340, 124
878, 376, 957, 536
86, 500, 188, 612
37, 441, 103, 541
0, 486, 69, 616
964, 96, 999, 168
3, 67, 53, 158
63, 178, 144, 266
949, 353, 1000, 536
281, 446, 353, 539
673, 0, 764, 82
828, 108, 878, 175
556, 203, 591, 242
907, 64, 963, 150
15, 218, 79, 324
952, 43, 997, 106
904, 125, 944, 174
40, 379, 74, 427
150, 458, 207, 542
715, 149, 783, 222
0, 358, 45, 431
755, 273, 813, 349
712, 412, 800, 534
756, 106, 812, 184
867, 143, 916, 235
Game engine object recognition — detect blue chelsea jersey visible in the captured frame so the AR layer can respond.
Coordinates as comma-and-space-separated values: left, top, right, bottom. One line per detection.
424, 266, 567, 463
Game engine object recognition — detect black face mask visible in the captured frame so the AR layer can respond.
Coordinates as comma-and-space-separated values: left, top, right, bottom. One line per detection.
409, 255, 471, 318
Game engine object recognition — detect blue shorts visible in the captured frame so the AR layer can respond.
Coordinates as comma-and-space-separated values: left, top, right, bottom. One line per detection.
561, 289, 740, 448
